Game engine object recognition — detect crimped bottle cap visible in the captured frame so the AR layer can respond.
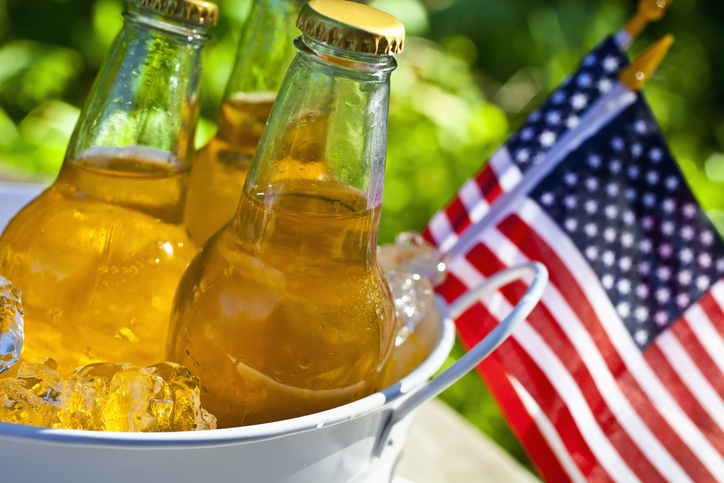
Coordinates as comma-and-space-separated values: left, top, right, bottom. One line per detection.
130, 0, 219, 26
296, 0, 405, 55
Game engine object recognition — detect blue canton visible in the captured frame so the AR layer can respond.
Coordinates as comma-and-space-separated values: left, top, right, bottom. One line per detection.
507, 37, 629, 169
532, 97, 724, 350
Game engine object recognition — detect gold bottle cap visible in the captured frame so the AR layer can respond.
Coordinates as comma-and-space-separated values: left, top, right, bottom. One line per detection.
296, 0, 405, 55
129, 0, 219, 26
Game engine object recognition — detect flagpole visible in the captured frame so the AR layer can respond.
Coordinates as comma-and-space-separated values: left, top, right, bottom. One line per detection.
447, 36, 673, 260
616, 0, 673, 49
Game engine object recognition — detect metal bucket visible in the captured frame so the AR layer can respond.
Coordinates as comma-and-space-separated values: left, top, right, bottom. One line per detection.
0, 183, 547, 482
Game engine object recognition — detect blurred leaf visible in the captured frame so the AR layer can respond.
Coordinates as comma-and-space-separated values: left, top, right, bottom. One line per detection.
0, 40, 84, 117
369, 0, 430, 36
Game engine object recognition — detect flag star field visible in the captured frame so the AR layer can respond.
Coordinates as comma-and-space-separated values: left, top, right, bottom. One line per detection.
531, 97, 724, 349
507, 37, 629, 170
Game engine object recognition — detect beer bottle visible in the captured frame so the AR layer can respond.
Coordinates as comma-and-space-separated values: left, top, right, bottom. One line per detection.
168, 0, 404, 428
185, 0, 306, 246
0, 0, 217, 375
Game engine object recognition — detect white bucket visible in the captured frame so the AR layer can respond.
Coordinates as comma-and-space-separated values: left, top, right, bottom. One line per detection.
0, 183, 547, 482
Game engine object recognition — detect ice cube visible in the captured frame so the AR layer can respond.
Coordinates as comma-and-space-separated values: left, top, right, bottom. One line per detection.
0, 275, 24, 374
378, 232, 449, 287
378, 232, 447, 345
0, 380, 60, 427
148, 362, 217, 431
59, 362, 132, 431
17, 357, 64, 407
60, 361, 216, 432
385, 269, 433, 346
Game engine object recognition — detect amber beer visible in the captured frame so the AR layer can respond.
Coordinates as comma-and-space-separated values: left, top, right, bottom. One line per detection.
168, 0, 406, 427
184, 0, 305, 245
0, 149, 194, 372
171, 178, 392, 425
184, 94, 274, 244
0, 0, 217, 375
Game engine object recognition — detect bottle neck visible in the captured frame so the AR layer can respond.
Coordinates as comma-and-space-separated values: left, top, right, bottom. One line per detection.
66, 6, 209, 173
223, 0, 306, 101
237, 35, 396, 253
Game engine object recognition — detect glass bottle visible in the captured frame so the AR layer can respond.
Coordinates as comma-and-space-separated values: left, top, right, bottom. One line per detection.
0, 0, 217, 376
167, 0, 405, 428
185, 0, 306, 246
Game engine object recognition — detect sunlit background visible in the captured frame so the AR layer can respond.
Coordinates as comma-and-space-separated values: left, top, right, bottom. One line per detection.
1, 0, 721, 472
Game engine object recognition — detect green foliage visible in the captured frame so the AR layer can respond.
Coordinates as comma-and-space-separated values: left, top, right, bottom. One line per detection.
1, 0, 723, 475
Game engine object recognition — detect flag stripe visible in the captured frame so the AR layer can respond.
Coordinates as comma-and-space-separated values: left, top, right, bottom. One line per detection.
655, 331, 724, 438
456, 308, 577, 483
691, 294, 724, 375
487, 147, 522, 193
458, 178, 490, 225
496, 212, 715, 481
515, 198, 724, 480
501, 212, 723, 481
507, 374, 587, 483
444, 198, 471, 235
479, 302, 630, 482
452, 279, 609, 481
427, 210, 457, 249
468, 233, 685, 481
642, 343, 724, 452
706, 282, 724, 339
475, 164, 504, 206
672, 312, 724, 403
451, 256, 637, 482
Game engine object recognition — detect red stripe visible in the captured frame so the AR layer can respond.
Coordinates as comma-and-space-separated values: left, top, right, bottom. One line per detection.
465, 242, 667, 482
424, 163, 503, 250
643, 342, 724, 454
444, 198, 471, 235
698, 292, 724, 339
456, 303, 607, 481
435, 271, 468, 305
475, 165, 504, 205
492, 213, 716, 481
456, 309, 573, 483
670, 313, 724, 399
422, 227, 436, 246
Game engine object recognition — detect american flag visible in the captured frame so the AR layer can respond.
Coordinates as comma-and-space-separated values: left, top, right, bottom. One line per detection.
424, 36, 628, 253
425, 40, 724, 481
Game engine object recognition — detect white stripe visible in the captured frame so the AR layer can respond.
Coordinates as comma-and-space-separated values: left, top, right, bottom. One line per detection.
487, 147, 521, 193
458, 178, 490, 224
448, 256, 485, 288
479, 292, 640, 483
473, 227, 691, 482
509, 375, 587, 483
517, 199, 724, 479
427, 211, 457, 252
684, 300, 724, 376
656, 331, 724, 433
708, 280, 724, 312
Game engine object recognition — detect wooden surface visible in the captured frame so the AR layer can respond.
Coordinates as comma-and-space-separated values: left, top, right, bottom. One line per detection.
396, 399, 540, 483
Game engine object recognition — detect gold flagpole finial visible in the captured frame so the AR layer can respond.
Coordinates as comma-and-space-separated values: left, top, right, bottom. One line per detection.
625, 0, 672, 39
619, 34, 674, 91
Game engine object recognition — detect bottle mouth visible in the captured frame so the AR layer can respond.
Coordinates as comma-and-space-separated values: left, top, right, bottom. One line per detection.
296, 36, 397, 80
124, 7, 211, 43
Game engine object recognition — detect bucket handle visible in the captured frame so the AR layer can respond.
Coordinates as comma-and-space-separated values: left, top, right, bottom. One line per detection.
372, 261, 548, 458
